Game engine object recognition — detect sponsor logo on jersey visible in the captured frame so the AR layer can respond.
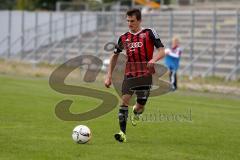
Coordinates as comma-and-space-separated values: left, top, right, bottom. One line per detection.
126, 42, 143, 52
127, 42, 143, 49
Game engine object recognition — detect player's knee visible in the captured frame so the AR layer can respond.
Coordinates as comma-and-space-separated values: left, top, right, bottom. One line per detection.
122, 95, 131, 106
137, 98, 147, 105
122, 100, 129, 106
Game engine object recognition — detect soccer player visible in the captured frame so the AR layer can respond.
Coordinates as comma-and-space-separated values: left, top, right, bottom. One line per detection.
164, 37, 182, 91
104, 8, 165, 142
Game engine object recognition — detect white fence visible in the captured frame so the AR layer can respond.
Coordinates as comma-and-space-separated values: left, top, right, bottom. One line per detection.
0, 11, 97, 57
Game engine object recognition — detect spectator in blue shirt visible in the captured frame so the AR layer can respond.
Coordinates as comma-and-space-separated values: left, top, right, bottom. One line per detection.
165, 37, 182, 91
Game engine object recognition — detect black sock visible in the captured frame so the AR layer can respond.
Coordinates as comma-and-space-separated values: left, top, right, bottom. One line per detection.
118, 105, 128, 134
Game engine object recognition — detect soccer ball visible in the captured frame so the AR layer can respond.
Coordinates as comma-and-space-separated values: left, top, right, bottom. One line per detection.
72, 125, 91, 144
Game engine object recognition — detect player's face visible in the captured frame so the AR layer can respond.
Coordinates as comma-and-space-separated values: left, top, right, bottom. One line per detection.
127, 15, 141, 33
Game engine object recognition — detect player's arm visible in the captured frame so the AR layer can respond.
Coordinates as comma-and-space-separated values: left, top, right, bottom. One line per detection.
149, 47, 165, 63
105, 54, 119, 88
104, 37, 123, 88
147, 28, 165, 68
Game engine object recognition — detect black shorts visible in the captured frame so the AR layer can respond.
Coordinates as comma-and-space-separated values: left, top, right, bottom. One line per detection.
122, 75, 152, 99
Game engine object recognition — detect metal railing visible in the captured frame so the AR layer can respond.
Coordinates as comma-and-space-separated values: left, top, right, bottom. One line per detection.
0, 11, 97, 59
0, 10, 240, 80
50, 36, 79, 64
225, 64, 240, 81
179, 43, 213, 76
201, 43, 237, 77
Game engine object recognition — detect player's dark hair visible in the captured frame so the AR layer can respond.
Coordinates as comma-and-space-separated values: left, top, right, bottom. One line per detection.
126, 8, 141, 21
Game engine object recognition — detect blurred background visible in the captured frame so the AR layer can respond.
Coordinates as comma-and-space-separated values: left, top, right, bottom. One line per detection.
0, 0, 240, 92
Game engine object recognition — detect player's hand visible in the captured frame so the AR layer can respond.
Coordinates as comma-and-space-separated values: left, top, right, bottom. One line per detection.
147, 59, 155, 68
104, 76, 112, 88
147, 59, 155, 74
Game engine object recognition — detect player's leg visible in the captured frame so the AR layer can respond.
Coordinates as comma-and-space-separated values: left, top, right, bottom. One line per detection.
114, 77, 133, 142
131, 93, 149, 126
114, 94, 131, 143
134, 98, 146, 114
130, 76, 152, 126
119, 94, 131, 134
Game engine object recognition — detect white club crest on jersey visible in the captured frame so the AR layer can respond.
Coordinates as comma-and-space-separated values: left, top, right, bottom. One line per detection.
139, 33, 146, 38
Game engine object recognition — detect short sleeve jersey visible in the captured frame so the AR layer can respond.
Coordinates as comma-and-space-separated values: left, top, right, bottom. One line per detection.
114, 28, 164, 77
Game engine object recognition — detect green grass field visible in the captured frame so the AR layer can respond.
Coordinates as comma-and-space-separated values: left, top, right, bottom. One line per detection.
0, 74, 240, 160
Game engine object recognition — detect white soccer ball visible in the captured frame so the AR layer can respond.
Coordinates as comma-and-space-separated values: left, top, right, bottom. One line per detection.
72, 125, 91, 144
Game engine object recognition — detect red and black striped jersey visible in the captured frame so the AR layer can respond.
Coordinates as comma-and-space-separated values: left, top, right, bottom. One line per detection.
114, 28, 164, 77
